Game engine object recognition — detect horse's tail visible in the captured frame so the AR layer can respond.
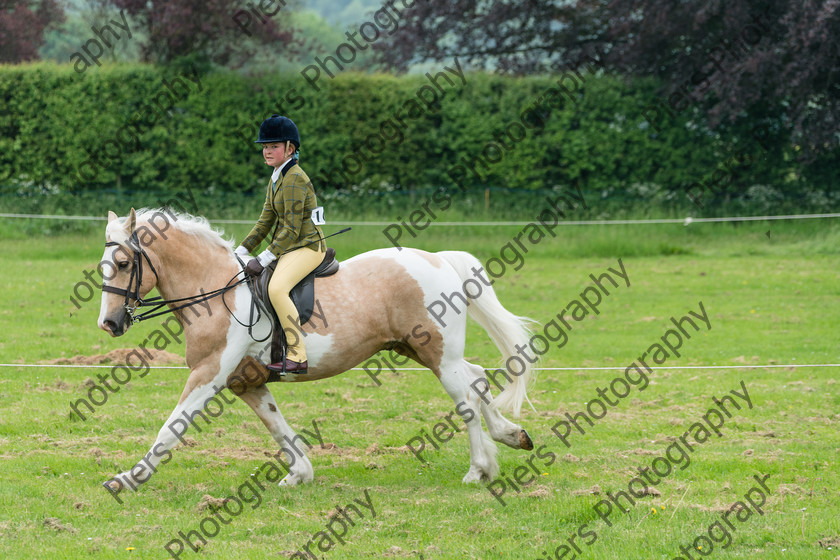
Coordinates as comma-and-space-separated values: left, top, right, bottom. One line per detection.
437, 251, 537, 418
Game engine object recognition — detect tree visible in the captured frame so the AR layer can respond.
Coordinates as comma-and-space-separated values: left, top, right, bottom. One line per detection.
0, 0, 65, 63
244, 9, 380, 74
374, 1, 599, 73
39, 0, 143, 63
109, 0, 300, 67
377, 0, 840, 158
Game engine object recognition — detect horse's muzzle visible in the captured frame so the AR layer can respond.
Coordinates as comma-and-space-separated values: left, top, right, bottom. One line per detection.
99, 310, 130, 337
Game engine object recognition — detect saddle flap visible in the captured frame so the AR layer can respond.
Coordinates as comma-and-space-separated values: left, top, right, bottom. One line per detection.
251, 248, 339, 366
290, 269, 317, 325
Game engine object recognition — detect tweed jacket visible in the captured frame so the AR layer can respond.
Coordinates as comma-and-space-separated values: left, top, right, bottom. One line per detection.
241, 161, 325, 257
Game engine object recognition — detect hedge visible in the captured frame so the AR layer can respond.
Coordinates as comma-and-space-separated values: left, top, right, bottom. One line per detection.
0, 62, 834, 213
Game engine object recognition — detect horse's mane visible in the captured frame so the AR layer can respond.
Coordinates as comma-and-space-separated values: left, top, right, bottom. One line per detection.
106, 208, 235, 252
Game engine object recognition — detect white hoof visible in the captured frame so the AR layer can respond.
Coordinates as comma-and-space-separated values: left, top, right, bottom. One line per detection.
278, 474, 299, 486
462, 467, 490, 484
278, 470, 313, 486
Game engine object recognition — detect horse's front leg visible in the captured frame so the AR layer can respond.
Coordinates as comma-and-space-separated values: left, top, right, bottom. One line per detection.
235, 384, 315, 486
102, 367, 227, 503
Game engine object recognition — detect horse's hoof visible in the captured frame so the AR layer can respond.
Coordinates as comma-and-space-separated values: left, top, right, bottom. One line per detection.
463, 466, 493, 484
519, 429, 534, 451
462, 472, 483, 484
103, 479, 122, 493
279, 473, 305, 486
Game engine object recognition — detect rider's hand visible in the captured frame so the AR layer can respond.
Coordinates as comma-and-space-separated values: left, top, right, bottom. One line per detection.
244, 258, 264, 277
257, 249, 276, 267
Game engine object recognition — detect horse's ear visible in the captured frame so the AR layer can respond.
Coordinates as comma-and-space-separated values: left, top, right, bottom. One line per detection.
107, 210, 118, 223
126, 208, 137, 234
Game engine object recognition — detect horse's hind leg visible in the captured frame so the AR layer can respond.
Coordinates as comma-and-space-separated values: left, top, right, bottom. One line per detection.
464, 362, 534, 451
235, 385, 315, 486
435, 358, 501, 484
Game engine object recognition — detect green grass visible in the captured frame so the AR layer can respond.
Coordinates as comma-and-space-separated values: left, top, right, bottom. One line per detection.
0, 214, 838, 559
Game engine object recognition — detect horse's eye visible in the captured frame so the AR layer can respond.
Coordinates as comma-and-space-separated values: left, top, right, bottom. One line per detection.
118, 261, 130, 270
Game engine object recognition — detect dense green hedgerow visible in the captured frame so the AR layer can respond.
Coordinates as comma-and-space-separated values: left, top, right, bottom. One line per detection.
0, 62, 836, 216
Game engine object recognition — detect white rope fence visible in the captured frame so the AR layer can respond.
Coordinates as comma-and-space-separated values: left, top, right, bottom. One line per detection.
1, 363, 836, 371
3, 213, 834, 373
1, 212, 839, 226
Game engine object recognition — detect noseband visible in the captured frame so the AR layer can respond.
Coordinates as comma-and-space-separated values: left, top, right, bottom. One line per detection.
101, 231, 160, 323
99, 231, 251, 325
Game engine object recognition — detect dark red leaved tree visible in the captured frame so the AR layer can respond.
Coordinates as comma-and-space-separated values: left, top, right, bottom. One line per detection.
0, 0, 65, 63
110, 0, 299, 67
377, 0, 840, 156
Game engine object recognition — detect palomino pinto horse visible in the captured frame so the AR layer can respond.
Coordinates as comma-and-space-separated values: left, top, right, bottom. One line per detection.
98, 208, 535, 495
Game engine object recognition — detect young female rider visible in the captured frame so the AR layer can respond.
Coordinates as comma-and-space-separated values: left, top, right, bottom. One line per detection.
235, 115, 326, 374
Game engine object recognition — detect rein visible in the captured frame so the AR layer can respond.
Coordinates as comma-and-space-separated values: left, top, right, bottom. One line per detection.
100, 226, 351, 339
101, 231, 249, 325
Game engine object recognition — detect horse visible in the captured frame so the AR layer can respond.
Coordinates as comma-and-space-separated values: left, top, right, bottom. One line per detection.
98, 208, 536, 497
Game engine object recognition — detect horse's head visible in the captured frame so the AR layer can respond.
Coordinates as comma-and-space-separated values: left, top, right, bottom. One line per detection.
97, 208, 161, 337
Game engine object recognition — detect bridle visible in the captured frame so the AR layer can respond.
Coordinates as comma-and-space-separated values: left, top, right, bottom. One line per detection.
101, 232, 156, 322
100, 226, 350, 339
100, 231, 249, 325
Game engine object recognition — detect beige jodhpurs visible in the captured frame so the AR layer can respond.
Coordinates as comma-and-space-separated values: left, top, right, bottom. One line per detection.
268, 246, 326, 361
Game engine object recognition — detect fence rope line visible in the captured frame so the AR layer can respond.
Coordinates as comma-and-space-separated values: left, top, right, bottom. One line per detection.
2, 363, 836, 371
1, 212, 839, 226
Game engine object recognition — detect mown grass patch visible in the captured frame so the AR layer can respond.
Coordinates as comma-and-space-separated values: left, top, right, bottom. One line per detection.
0, 217, 837, 559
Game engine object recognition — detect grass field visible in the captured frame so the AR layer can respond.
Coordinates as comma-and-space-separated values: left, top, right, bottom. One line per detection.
0, 212, 838, 559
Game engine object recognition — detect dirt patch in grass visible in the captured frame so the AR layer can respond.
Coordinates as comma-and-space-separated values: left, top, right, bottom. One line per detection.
195, 446, 264, 460
366, 443, 411, 455
42, 517, 76, 533
818, 536, 840, 549
308, 442, 358, 457
197, 494, 228, 511
43, 348, 184, 366
572, 485, 602, 496
527, 485, 552, 499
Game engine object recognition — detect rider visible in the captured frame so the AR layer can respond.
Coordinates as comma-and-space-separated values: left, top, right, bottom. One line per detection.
235, 115, 326, 374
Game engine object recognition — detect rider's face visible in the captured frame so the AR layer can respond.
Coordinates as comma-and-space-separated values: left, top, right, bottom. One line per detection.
262, 142, 293, 168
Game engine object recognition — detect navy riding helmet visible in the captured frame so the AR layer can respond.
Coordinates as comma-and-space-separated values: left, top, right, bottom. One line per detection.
254, 114, 300, 149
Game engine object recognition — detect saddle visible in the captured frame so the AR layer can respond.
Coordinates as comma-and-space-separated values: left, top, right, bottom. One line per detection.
252, 247, 339, 376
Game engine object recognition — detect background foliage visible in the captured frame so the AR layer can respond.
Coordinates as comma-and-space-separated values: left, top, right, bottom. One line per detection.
0, 0, 65, 63
1, 63, 833, 215
1, 0, 837, 216
380, 0, 840, 164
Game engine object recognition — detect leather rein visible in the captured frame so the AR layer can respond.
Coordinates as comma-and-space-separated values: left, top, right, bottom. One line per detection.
100, 227, 349, 340
100, 231, 250, 325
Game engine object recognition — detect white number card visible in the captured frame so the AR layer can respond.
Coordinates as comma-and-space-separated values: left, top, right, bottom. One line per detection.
311, 206, 326, 225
